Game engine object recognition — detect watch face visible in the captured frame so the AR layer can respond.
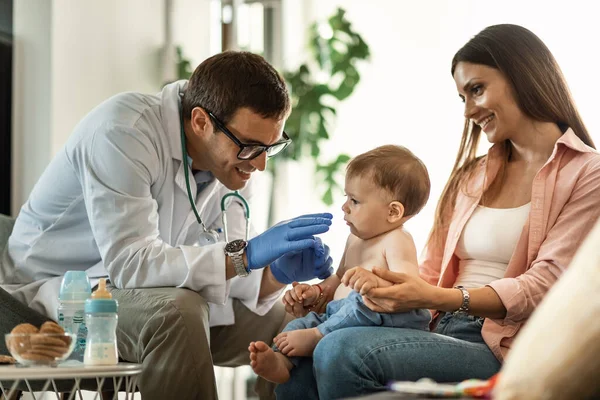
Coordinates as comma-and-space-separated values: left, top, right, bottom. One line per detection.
225, 239, 247, 253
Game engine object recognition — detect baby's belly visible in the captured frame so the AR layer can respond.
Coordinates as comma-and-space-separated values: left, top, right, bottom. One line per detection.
333, 283, 353, 301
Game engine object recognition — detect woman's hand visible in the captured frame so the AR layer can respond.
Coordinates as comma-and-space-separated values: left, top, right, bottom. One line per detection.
362, 267, 438, 313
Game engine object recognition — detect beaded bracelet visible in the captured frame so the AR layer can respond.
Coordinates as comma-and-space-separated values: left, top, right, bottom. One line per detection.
307, 284, 325, 311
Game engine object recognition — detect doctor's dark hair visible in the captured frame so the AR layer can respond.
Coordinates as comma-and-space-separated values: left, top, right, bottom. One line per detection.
428, 24, 595, 250
346, 145, 430, 218
182, 51, 291, 123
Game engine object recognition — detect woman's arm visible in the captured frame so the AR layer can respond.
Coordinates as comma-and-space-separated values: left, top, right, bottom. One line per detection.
363, 268, 507, 318
488, 157, 600, 324
494, 219, 600, 400
430, 285, 506, 318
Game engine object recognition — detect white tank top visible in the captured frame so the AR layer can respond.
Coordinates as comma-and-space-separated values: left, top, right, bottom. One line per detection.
454, 203, 531, 288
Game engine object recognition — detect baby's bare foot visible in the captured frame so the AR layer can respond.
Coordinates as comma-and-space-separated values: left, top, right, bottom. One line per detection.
249, 341, 293, 384
274, 328, 324, 357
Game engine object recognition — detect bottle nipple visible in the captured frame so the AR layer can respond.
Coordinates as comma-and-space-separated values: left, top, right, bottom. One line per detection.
91, 278, 112, 299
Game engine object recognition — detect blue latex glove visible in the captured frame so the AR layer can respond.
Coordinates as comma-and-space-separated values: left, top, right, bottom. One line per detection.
269, 237, 334, 284
246, 213, 333, 270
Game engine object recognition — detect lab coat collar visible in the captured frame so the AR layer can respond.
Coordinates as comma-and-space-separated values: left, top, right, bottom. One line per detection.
161, 79, 188, 162
159, 80, 195, 194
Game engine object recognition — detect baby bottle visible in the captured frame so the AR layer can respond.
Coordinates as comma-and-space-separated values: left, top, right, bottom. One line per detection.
57, 271, 91, 362
84, 278, 119, 365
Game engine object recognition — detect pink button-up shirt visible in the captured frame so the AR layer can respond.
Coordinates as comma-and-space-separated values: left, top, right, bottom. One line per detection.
419, 128, 600, 361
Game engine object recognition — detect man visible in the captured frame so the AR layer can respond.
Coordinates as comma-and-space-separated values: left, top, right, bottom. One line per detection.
0, 51, 334, 399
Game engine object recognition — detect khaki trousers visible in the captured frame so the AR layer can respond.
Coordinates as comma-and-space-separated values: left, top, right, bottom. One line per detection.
108, 286, 290, 400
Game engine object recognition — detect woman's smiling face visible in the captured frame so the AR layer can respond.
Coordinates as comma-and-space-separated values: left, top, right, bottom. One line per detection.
453, 61, 534, 144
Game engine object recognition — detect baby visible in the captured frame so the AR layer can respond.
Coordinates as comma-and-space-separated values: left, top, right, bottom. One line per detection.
249, 145, 432, 384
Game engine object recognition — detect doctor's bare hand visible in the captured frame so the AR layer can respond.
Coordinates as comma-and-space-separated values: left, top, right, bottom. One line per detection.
246, 213, 332, 270
362, 268, 436, 313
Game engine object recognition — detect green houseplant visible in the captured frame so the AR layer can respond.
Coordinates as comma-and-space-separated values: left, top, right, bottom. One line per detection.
269, 7, 370, 223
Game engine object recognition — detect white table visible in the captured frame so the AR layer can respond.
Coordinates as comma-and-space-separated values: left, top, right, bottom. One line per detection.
0, 362, 142, 400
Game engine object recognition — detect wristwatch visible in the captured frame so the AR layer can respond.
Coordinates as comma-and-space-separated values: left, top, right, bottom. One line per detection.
453, 285, 470, 315
224, 239, 250, 277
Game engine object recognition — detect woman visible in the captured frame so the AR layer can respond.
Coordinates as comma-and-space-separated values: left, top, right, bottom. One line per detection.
275, 24, 600, 400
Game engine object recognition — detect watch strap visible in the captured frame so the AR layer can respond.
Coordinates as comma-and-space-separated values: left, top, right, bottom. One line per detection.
231, 251, 249, 277
453, 285, 470, 315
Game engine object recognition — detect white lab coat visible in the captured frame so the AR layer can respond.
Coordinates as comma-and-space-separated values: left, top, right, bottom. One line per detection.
0, 80, 281, 326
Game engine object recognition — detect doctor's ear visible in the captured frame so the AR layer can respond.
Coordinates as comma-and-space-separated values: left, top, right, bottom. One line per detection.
190, 107, 214, 137
387, 201, 405, 223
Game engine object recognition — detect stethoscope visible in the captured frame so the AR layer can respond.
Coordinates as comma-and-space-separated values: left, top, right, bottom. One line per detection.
179, 108, 251, 246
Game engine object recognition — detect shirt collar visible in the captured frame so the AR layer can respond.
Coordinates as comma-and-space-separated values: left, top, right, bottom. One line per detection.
487, 127, 595, 161
479, 127, 596, 193
187, 154, 214, 185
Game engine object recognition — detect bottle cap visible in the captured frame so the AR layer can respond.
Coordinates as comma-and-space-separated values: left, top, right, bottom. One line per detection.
59, 271, 91, 302
85, 278, 118, 314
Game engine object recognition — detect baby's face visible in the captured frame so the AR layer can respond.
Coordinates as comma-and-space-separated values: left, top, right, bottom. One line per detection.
341, 175, 393, 240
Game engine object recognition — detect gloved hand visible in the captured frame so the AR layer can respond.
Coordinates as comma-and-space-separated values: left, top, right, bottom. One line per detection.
246, 213, 333, 270
269, 237, 334, 284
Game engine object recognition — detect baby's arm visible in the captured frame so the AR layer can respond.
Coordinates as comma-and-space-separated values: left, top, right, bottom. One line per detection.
304, 238, 354, 313
322, 235, 354, 294
342, 266, 393, 295
344, 230, 420, 295
383, 229, 420, 275
314, 250, 345, 303
282, 240, 349, 316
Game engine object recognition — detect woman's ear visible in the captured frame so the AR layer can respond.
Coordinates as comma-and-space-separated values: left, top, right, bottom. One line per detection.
388, 201, 405, 223
189, 107, 213, 138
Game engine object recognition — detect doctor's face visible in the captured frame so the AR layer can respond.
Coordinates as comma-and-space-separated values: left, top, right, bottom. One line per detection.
200, 107, 286, 190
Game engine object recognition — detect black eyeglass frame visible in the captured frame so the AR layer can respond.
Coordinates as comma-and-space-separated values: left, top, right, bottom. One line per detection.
206, 110, 291, 161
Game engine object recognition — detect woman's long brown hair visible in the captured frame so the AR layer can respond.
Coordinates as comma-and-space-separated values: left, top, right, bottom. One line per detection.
427, 24, 595, 250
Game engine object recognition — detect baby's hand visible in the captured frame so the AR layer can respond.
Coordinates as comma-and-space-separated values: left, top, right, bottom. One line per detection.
342, 266, 391, 295
282, 282, 319, 308
300, 285, 321, 305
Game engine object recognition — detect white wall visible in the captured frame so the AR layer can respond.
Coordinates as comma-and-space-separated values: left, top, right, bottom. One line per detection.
277, 0, 600, 264
50, 0, 164, 155
12, 0, 53, 217
12, 0, 216, 216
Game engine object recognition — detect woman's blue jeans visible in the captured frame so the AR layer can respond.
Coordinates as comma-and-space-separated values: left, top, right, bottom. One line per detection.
274, 313, 501, 400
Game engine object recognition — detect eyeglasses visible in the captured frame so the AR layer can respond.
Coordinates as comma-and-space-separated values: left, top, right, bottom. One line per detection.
206, 110, 291, 161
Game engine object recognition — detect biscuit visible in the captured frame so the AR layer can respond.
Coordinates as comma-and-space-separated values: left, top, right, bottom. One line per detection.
58, 334, 73, 347
30, 334, 68, 348
0, 355, 16, 364
39, 322, 72, 346
20, 351, 55, 362
29, 345, 67, 359
10, 323, 38, 335
39, 321, 65, 335
7, 323, 39, 351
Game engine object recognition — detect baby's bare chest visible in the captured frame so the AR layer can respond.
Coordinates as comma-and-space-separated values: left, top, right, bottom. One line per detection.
343, 240, 388, 271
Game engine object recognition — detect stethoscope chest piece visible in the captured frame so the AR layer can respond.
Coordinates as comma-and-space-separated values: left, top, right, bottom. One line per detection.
198, 229, 221, 246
